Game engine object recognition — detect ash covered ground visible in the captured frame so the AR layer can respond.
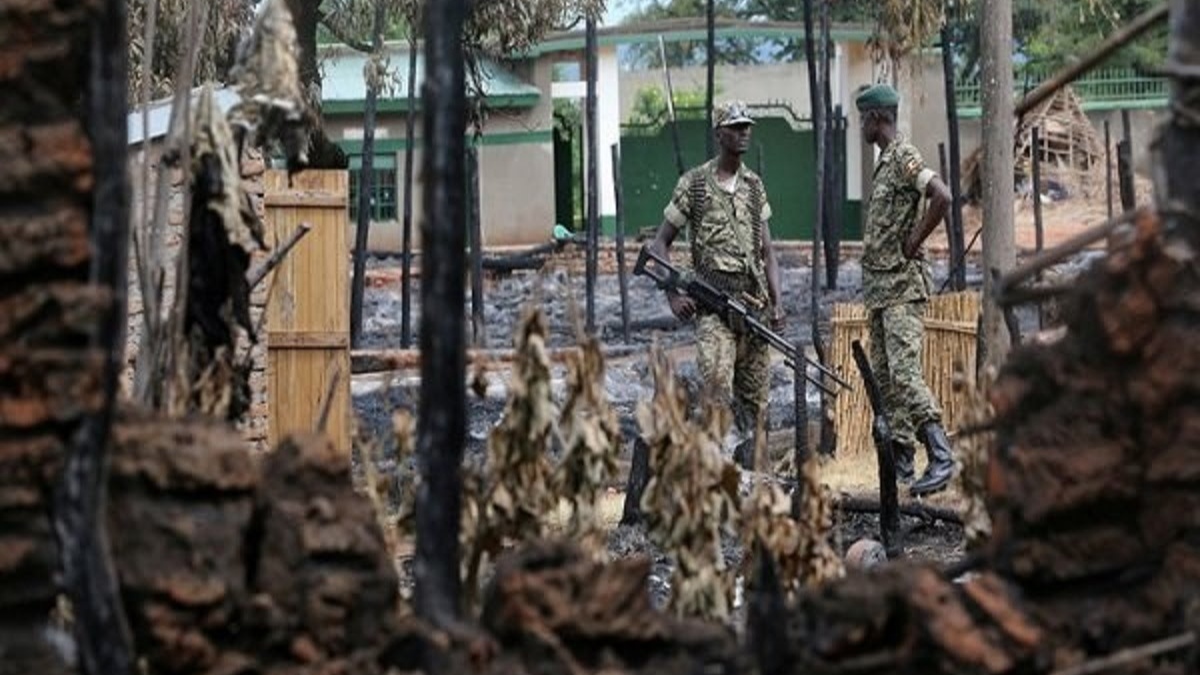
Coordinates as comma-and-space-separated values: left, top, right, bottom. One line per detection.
350, 247, 1082, 606
352, 249, 1028, 459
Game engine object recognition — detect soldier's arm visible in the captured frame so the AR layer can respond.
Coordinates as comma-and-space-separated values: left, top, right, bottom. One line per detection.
648, 219, 679, 261
903, 158, 952, 259
654, 175, 697, 319
652, 172, 694, 261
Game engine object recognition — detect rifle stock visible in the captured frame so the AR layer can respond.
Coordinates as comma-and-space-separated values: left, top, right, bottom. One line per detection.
634, 246, 851, 395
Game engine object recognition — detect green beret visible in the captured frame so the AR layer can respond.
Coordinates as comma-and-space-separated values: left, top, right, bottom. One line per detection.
855, 84, 900, 111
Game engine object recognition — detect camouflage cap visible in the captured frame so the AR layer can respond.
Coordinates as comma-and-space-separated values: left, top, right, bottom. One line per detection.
854, 83, 900, 111
713, 100, 755, 128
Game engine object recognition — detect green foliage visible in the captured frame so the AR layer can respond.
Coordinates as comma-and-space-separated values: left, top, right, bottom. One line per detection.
626, 82, 715, 127
948, 0, 1167, 81
617, 0, 764, 68
1018, 0, 1167, 73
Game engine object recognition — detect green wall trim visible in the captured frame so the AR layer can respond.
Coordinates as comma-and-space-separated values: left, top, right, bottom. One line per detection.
957, 97, 1166, 119
528, 25, 871, 55
324, 93, 540, 116
338, 129, 553, 155
600, 214, 617, 237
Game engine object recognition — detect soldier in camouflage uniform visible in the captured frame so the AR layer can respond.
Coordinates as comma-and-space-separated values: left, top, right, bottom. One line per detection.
647, 101, 784, 470
856, 83, 955, 496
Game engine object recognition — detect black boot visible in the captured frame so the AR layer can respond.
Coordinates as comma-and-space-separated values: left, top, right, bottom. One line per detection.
910, 422, 955, 497
892, 441, 915, 485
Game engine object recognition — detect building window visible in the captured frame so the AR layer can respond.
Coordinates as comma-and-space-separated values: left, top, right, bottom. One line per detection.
348, 155, 398, 221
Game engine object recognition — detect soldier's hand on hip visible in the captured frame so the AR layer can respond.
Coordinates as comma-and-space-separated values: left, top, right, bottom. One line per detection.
902, 235, 923, 260
770, 305, 785, 331
668, 293, 697, 321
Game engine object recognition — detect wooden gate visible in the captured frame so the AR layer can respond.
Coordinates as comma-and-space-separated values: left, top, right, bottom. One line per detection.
263, 169, 351, 453
829, 292, 980, 456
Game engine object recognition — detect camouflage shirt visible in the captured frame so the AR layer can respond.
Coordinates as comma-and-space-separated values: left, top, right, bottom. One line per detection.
862, 136, 932, 310
663, 159, 773, 299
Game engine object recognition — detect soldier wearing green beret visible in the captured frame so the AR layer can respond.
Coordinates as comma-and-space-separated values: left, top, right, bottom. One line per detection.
855, 83, 956, 496
647, 100, 784, 469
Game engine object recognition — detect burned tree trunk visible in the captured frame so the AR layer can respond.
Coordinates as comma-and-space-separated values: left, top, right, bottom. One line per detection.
0, 0, 133, 672
415, 0, 469, 638
283, 0, 347, 170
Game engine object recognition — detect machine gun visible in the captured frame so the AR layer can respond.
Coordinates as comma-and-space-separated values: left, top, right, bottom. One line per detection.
634, 245, 852, 396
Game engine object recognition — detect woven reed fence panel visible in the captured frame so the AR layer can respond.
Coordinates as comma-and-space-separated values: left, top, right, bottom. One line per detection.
829, 292, 980, 456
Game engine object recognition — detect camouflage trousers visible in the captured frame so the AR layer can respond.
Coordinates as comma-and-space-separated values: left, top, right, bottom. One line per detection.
867, 302, 942, 449
695, 312, 770, 453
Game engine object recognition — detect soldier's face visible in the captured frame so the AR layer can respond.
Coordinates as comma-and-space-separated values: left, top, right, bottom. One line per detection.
717, 123, 752, 155
860, 112, 879, 143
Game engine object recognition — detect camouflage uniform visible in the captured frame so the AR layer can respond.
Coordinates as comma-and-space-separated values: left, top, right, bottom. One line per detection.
863, 135, 942, 450
663, 159, 774, 443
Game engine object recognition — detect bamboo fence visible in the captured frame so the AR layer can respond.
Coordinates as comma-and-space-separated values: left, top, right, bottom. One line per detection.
829, 292, 980, 456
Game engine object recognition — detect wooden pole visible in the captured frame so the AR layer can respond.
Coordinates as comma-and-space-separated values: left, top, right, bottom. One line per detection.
705, 0, 716, 158
55, 0, 137, 670
1031, 126, 1045, 330
400, 33, 418, 349
467, 143, 485, 348
980, 0, 1016, 372
585, 15, 599, 334
827, 107, 844, 289
941, 24, 967, 292
1105, 119, 1114, 220
820, 1, 838, 293
816, 0, 835, 455
1118, 109, 1136, 211
611, 143, 631, 343
350, 0, 387, 349
659, 36, 686, 177
415, 0, 467, 637
1162, 0, 1200, 250
1013, 2, 1169, 118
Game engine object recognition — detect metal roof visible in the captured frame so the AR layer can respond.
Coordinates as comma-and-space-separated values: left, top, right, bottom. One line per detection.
127, 86, 242, 146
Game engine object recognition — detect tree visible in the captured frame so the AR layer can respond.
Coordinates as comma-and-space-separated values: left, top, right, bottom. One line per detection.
618, 0, 762, 68
4, 0, 135, 673
130, 0, 604, 170
947, 0, 1168, 82
979, 0, 1016, 372
127, 0, 255, 101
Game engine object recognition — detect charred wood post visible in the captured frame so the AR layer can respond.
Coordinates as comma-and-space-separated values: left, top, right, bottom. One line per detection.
1031, 126, 1045, 329
1105, 120, 1114, 220
415, 0, 467, 638
819, 0, 837, 292
467, 143, 485, 348
804, 0, 834, 456
1119, 109, 1136, 212
1117, 138, 1135, 212
941, 24, 967, 291
584, 15, 599, 334
401, 33, 418, 349
349, 0, 386, 349
1162, 0, 1200, 242
620, 438, 651, 526
705, 0, 716, 158
791, 358, 810, 520
41, 0, 137, 671
851, 341, 901, 557
827, 107, 845, 289
611, 143, 632, 343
